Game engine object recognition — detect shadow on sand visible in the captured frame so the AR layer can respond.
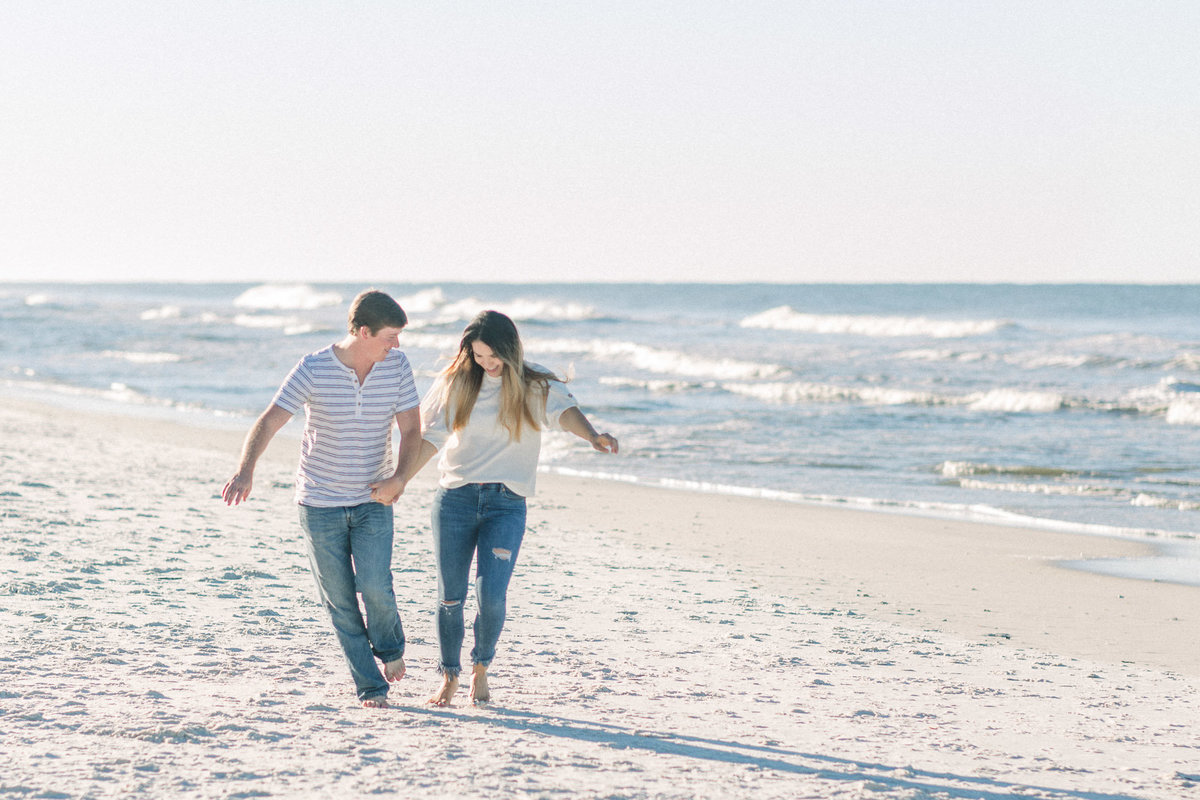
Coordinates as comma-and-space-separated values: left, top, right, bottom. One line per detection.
394, 703, 1158, 800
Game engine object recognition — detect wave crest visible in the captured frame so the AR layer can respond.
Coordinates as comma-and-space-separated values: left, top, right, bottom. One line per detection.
233, 284, 342, 311
140, 305, 181, 321
938, 462, 1080, 479
965, 389, 1065, 413
397, 288, 448, 314
1166, 398, 1200, 426
232, 314, 324, 335
101, 351, 183, 364
740, 306, 1008, 338
428, 296, 599, 325
724, 381, 940, 406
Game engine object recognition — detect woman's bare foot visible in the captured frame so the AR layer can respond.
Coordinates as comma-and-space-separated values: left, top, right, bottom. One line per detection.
362, 696, 390, 709
469, 664, 490, 705
427, 674, 459, 706
384, 657, 406, 682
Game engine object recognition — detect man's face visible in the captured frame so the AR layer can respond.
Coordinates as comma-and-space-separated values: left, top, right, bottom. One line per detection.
366, 326, 403, 361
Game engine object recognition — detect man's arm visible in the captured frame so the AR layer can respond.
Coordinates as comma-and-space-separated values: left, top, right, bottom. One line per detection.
392, 406, 423, 483
221, 404, 293, 506
370, 407, 435, 504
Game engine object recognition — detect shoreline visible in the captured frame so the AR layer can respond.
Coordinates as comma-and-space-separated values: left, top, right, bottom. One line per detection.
533, 471, 1198, 676
542, 464, 1200, 573
5, 379, 1197, 568
3, 393, 1196, 676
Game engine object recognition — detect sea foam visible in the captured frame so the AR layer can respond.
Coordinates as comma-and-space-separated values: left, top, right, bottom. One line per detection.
413, 293, 600, 327
232, 313, 303, 330
140, 305, 182, 321
965, 389, 1065, 413
233, 284, 342, 311
938, 462, 1079, 479
724, 380, 940, 406
599, 376, 709, 394
741, 306, 1008, 338
101, 351, 183, 364
1166, 398, 1200, 426
397, 287, 448, 313
521, 337, 785, 381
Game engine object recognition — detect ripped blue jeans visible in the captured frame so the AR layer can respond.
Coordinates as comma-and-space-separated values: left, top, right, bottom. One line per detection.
431, 483, 526, 677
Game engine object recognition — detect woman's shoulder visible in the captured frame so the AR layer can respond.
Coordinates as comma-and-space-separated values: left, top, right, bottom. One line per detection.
422, 370, 448, 399
524, 362, 562, 383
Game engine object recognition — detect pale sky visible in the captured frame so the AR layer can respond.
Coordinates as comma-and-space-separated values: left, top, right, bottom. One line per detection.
1, 2, 1197, 284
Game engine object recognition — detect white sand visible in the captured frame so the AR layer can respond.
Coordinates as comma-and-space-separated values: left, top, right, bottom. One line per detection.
1, 397, 1198, 799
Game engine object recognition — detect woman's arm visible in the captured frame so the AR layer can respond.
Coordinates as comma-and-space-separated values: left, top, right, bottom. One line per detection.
373, 438, 438, 505
404, 439, 441, 482
558, 406, 618, 454
369, 406, 424, 504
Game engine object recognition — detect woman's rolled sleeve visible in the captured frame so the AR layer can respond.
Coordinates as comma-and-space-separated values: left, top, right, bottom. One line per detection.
544, 380, 579, 431
420, 380, 451, 450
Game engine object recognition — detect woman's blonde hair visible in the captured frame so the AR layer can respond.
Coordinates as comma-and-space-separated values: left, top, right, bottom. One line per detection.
438, 310, 558, 440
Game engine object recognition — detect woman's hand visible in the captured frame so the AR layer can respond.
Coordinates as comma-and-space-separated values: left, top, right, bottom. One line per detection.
369, 475, 405, 505
590, 433, 619, 454
559, 407, 618, 454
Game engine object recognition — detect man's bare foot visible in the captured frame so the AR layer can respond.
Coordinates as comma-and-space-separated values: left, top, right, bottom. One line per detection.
384, 657, 406, 682
469, 664, 490, 705
427, 674, 458, 706
362, 696, 390, 709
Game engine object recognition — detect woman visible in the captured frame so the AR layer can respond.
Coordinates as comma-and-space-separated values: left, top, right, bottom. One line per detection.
410, 310, 618, 706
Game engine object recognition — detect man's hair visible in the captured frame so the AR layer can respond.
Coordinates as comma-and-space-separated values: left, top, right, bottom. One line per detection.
347, 289, 407, 334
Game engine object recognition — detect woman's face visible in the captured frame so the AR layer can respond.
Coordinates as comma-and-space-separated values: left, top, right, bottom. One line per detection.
471, 341, 504, 377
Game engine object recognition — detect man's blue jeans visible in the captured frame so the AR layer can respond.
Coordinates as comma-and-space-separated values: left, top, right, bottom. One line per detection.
431, 483, 527, 677
298, 502, 405, 702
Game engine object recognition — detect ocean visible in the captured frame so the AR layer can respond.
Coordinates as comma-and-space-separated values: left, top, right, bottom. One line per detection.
3, 282, 1198, 584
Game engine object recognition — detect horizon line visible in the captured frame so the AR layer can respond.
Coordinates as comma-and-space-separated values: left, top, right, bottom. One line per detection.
3, 278, 1199, 288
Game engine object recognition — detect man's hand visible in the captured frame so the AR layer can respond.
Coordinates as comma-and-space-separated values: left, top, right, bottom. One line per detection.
222, 404, 292, 508
369, 475, 405, 505
222, 472, 253, 506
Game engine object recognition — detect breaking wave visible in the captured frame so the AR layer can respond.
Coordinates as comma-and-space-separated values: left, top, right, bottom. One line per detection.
101, 351, 183, 364
400, 288, 600, 327
400, 333, 785, 382
724, 381, 941, 406
1166, 398, 1200, 425
741, 306, 1009, 338
140, 305, 182, 321
964, 389, 1065, 413
231, 314, 321, 335
938, 462, 1082, 479
715, 378, 1200, 426
233, 284, 343, 311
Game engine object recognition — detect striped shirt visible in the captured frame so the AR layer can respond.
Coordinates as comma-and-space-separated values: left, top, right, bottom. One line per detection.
272, 346, 420, 507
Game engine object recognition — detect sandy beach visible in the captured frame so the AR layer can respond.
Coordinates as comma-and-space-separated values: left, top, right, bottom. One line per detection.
2, 396, 1198, 799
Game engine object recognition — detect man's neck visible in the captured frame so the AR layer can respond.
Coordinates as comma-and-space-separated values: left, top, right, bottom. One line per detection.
333, 335, 374, 379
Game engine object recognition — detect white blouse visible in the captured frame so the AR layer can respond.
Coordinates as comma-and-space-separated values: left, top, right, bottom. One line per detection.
420, 368, 578, 497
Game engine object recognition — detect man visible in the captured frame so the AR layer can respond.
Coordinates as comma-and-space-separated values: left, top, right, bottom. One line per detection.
221, 289, 422, 709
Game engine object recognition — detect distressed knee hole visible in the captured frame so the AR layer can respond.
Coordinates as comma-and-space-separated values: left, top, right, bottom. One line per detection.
441, 599, 461, 608
492, 548, 512, 561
